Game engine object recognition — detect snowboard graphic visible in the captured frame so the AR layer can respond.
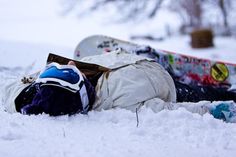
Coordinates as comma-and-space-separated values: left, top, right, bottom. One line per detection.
74, 35, 236, 91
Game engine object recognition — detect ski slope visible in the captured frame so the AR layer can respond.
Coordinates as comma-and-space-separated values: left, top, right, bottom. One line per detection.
0, 0, 236, 157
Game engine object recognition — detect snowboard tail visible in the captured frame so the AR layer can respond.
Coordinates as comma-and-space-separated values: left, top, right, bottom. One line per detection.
74, 35, 236, 91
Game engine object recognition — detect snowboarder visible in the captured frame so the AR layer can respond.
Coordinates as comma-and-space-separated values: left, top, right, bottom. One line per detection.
2, 49, 236, 122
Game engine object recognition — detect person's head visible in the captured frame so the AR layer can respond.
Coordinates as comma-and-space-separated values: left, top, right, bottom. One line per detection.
20, 62, 95, 116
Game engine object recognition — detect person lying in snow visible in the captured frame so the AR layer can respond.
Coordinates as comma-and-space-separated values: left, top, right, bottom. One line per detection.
2, 49, 236, 122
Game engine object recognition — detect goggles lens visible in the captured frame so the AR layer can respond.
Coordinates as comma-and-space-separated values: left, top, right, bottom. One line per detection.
36, 63, 85, 92
39, 66, 80, 84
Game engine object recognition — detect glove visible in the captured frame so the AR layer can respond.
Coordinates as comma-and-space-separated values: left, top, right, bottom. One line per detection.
21, 72, 40, 84
209, 102, 236, 123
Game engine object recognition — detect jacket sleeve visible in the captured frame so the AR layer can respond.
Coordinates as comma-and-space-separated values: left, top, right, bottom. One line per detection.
2, 78, 30, 113
2, 72, 39, 113
143, 98, 214, 115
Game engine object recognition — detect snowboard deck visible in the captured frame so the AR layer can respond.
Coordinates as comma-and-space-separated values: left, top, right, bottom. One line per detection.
74, 35, 236, 90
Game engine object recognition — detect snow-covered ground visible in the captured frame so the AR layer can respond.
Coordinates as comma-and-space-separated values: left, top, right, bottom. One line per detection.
0, 0, 236, 157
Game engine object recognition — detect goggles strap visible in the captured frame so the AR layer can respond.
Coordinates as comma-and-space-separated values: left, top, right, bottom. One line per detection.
79, 84, 89, 112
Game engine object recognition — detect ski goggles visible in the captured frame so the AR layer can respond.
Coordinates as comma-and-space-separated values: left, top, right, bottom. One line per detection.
35, 62, 89, 112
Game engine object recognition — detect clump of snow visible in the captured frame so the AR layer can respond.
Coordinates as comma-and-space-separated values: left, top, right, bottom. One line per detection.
0, 95, 236, 157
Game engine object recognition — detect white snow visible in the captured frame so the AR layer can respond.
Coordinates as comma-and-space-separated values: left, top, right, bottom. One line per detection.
0, 0, 236, 157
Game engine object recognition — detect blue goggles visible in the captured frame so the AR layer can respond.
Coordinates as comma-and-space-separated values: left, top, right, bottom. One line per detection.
39, 66, 81, 84
36, 62, 84, 92
35, 62, 89, 112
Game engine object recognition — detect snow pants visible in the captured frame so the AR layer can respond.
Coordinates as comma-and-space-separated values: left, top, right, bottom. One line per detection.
174, 80, 236, 102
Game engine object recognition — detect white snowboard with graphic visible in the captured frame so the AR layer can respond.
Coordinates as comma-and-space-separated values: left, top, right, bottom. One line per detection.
74, 35, 236, 91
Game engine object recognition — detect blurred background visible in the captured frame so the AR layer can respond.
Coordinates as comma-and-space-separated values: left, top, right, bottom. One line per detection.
0, 0, 236, 67
62, 0, 236, 37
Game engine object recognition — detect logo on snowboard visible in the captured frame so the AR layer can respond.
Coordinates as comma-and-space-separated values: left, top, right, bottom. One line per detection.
211, 63, 229, 82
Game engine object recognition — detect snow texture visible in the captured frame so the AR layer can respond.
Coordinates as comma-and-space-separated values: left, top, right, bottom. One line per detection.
0, 0, 236, 157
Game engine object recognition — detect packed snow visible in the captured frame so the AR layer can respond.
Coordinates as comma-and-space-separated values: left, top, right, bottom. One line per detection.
0, 0, 236, 157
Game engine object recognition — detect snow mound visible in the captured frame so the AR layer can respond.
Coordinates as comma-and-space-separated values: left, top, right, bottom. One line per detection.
0, 65, 236, 157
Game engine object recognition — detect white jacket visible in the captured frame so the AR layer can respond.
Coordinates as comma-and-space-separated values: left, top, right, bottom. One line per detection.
2, 50, 210, 115
81, 49, 210, 114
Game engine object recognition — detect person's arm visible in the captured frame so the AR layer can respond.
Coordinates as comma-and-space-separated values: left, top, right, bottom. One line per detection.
2, 74, 38, 113
143, 98, 236, 123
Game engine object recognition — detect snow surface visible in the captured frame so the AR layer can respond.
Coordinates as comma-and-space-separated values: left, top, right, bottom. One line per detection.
0, 0, 236, 157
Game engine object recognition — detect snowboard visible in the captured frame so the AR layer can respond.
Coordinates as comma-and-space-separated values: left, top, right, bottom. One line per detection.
74, 35, 236, 91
